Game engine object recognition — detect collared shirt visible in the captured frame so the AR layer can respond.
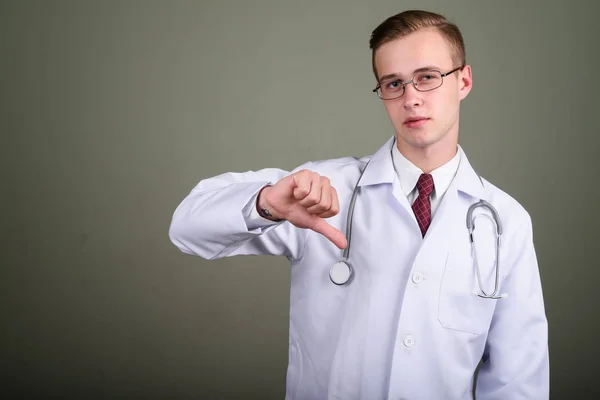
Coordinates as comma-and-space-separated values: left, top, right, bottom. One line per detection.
391, 144, 461, 219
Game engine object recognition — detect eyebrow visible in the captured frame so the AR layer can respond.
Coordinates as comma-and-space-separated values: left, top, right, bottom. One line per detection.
378, 65, 442, 82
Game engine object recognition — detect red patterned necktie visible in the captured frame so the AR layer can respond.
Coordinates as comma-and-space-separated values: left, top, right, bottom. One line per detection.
412, 173, 435, 237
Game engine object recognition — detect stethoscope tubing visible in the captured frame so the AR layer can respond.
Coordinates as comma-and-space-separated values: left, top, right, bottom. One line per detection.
328, 150, 505, 300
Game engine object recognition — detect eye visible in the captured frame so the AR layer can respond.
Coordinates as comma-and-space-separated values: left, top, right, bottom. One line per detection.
415, 71, 441, 83
385, 80, 402, 90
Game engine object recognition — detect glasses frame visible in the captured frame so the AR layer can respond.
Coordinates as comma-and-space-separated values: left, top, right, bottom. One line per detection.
373, 66, 464, 100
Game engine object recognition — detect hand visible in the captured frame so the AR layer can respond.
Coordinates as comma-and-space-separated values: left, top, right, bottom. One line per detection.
257, 170, 347, 249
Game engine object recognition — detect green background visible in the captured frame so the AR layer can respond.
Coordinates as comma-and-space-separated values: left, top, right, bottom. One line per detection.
2, 0, 598, 398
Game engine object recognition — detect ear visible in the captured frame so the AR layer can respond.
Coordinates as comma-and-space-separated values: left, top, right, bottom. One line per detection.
458, 65, 473, 100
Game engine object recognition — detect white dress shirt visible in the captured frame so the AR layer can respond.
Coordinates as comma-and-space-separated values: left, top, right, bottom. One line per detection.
390, 144, 461, 219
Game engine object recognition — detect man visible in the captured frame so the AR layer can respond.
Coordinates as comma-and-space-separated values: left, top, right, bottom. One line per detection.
169, 10, 549, 400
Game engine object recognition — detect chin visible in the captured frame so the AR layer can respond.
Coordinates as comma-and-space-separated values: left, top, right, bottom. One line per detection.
399, 130, 439, 149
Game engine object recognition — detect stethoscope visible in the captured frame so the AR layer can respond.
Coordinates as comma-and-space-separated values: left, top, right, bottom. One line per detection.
467, 199, 507, 299
328, 160, 368, 286
329, 161, 507, 300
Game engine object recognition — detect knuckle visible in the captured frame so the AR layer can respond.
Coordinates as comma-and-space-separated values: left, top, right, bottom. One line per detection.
297, 186, 309, 195
330, 199, 339, 212
295, 170, 310, 182
320, 196, 332, 209
312, 173, 321, 185
307, 193, 320, 204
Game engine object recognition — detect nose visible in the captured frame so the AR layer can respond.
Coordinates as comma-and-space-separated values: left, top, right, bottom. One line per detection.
402, 83, 423, 109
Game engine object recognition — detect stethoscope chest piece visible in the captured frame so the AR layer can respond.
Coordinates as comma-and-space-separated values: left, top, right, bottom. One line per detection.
329, 260, 354, 285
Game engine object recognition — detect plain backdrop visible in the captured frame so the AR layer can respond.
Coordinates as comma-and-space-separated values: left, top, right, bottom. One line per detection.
1, 0, 599, 398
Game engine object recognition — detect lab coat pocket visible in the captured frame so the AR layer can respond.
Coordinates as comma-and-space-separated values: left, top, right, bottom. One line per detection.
437, 249, 498, 335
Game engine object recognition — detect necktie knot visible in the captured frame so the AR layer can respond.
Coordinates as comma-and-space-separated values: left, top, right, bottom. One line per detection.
416, 173, 434, 198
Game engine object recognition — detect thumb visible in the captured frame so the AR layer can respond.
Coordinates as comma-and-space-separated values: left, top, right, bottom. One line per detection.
309, 217, 348, 250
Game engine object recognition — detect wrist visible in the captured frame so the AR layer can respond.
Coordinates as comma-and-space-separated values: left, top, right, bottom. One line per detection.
257, 186, 283, 221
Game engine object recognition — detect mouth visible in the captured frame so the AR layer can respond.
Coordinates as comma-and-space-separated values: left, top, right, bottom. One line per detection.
404, 116, 429, 128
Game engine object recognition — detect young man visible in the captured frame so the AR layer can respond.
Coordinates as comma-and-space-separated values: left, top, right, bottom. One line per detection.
169, 10, 549, 400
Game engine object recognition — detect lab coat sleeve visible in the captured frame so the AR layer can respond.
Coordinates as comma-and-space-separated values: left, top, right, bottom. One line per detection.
475, 214, 549, 399
169, 165, 313, 261
242, 190, 281, 231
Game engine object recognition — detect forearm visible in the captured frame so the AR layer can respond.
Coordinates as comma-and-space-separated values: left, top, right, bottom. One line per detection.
169, 180, 275, 257
169, 168, 310, 260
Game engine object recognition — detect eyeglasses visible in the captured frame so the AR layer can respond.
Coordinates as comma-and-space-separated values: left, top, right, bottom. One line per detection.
373, 66, 464, 100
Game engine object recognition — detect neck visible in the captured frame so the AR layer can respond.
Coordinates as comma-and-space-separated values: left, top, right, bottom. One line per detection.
396, 136, 458, 173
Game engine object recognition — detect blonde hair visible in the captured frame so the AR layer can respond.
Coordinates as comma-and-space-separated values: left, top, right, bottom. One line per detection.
369, 10, 466, 79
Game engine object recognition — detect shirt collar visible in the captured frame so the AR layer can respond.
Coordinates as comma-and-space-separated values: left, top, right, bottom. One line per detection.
391, 142, 461, 199
358, 136, 490, 202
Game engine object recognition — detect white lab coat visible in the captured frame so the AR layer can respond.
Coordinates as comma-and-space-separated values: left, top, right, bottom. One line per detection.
169, 136, 549, 400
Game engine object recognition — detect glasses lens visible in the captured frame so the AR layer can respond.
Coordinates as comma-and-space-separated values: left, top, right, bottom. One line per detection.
378, 79, 404, 99
414, 71, 443, 92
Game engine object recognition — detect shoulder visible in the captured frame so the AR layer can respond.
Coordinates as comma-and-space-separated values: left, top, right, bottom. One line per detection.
480, 176, 533, 233
478, 177, 540, 278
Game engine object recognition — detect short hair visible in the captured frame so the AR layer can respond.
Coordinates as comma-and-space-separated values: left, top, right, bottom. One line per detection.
369, 10, 466, 80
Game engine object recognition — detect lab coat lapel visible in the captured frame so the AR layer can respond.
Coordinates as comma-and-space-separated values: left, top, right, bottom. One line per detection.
357, 140, 491, 235
453, 146, 490, 202
358, 136, 417, 224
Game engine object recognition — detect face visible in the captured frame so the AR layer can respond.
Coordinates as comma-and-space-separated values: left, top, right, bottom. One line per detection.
374, 28, 472, 155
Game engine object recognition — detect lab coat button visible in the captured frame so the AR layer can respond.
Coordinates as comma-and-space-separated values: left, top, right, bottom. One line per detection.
412, 272, 424, 284
403, 335, 415, 347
